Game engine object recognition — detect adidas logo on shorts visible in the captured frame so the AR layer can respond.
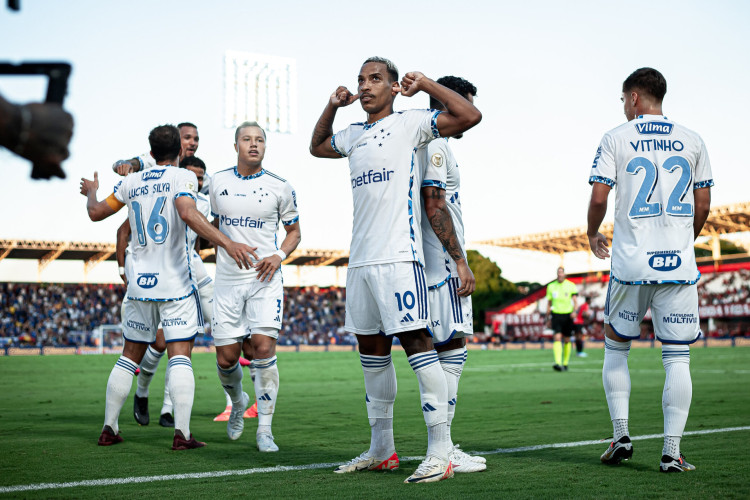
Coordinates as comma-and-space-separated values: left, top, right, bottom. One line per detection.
400, 313, 414, 323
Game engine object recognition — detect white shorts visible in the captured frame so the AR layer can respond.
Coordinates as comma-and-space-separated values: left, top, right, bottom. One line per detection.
198, 280, 214, 325
212, 278, 283, 340
428, 278, 473, 345
345, 262, 430, 336
121, 291, 204, 344
191, 250, 213, 289
604, 280, 701, 344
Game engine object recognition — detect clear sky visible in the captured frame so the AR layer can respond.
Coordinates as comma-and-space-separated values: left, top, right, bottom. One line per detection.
1, 0, 748, 283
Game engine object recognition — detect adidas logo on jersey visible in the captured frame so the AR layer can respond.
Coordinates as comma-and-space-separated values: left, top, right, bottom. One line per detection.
219, 189, 229, 196
273, 315, 280, 322
400, 313, 414, 323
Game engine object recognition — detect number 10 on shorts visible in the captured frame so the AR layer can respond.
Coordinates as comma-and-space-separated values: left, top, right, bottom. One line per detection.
395, 291, 416, 311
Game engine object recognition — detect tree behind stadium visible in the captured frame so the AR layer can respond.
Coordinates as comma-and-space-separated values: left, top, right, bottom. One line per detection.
466, 250, 517, 328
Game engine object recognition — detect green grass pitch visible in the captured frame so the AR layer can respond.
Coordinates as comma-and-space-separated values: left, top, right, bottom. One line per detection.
0, 346, 748, 499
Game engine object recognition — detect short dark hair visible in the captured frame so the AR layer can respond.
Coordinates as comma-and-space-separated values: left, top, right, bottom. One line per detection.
363, 56, 398, 83
178, 122, 198, 130
148, 124, 181, 163
180, 155, 206, 173
622, 68, 667, 102
234, 121, 267, 143
430, 76, 478, 109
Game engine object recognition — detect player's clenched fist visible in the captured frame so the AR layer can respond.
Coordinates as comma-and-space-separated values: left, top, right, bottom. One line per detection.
400, 72, 427, 97
330, 86, 359, 107
80, 171, 99, 196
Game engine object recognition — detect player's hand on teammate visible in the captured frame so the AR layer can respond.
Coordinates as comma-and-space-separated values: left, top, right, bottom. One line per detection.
330, 86, 359, 108
255, 254, 283, 282
399, 72, 427, 97
79, 171, 99, 196
224, 241, 258, 270
455, 259, 476, 296
112, 159, 134, 176
588, 232, 610, 259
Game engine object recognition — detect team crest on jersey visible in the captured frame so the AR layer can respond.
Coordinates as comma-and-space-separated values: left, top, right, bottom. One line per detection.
431, 153, 444, 168
635, 122, 673, 135
186, 182, 195, 192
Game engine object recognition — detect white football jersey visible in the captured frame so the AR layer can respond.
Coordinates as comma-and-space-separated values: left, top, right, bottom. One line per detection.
136, 153, 158, 171
113, 166, 199, 300
420, 138, 466, 288
210, 167, 298, 284
187, 191, 211, 250
332, 109, 442, 268
589, 114, 714, 284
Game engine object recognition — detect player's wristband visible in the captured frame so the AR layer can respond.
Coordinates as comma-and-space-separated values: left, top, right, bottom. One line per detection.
118, 266, 125, 275
274, 249, 287, 261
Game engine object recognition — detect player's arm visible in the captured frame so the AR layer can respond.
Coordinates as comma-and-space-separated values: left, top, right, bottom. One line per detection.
115, 219, 131, 285
400, 72, 481, 138
422, 185, 475, 296
175, 196, 257, 270
693, 187, 711, 240
255, 221, 301, 283
80, 171, 121, 221
112, 158, 140, 176
587, 182, 612, 259
309, 86, 359, 158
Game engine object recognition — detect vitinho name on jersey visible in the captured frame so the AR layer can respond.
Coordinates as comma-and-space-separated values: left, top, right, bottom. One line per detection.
635, 122, 673, 135
220, 214, 265, 228
129, 183, 170, 198
629, 139, 684, 152
351, 168, 394, 189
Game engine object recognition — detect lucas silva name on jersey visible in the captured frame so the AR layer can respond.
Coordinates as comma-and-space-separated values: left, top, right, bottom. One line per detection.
128, 183, 171, 198
351, 168, 394, 189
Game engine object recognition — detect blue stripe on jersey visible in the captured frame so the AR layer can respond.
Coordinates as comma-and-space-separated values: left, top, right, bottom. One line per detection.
610, 273, 700, 286
265, 170, 288, 182
331, 135, 346, 157
233, 166, 265, 180
174, 192, 196, 202
422, 180, 447, 189
694, 179, 714, 189
428, 275, 450, 291
430, 110, 443, 139
589, 175, 615, 187
604, 279, 612, 316
282, 215, 299, 226
413, 262, 428, 320
193, 289, 204, 329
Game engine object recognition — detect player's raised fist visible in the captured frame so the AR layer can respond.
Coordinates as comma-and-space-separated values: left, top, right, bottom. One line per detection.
400, 72, 427, 97
330, 86, 359, 108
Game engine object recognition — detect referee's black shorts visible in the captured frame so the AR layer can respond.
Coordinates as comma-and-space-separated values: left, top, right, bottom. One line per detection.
551, 313, 574, 337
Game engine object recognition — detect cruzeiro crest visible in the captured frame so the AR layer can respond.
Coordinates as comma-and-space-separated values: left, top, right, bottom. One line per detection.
431, 153, 444, 168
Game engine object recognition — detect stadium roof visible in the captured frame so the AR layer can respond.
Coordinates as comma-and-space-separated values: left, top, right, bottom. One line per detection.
475, 201, 750, 255
0, 240, 349, 272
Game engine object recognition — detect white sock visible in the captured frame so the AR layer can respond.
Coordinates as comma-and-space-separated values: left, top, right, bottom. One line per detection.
161, 368, 173, 415
360, 354, 397, 458
168, 355, 195, 438
662, 345, 692, 458
224, 390, 232, 408
217, 362, 243, 404
603, 337, 631, 440
253, 356, 279, 430
104, 356, 138, 434
438, 347, 466, 449
408, 350, 449, 461
136, 346, 164, 398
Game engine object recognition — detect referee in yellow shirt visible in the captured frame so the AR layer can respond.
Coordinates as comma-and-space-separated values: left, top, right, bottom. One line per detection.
546, 267, 578, 371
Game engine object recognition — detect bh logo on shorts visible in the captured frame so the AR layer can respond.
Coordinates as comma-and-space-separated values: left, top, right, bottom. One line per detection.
136, 274, 159, 289
648, 253, 681, 271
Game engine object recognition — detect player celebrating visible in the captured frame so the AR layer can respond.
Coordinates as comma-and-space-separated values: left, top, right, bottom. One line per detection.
81, 124, 255, 450
420, 75, 485, 473
546, 267, 578, 371
210, 121, 301, 452
116, 125, 202, 428
588, 68, 713, 472
309, 57, 481, 483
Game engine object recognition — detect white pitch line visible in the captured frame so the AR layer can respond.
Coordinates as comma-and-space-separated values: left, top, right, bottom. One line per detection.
1, 426, 748, 494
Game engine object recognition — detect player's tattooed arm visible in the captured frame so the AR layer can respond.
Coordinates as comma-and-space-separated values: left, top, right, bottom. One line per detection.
116, 219, 131, 285
422, 186, 475, 296
310, 86, 358, 158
